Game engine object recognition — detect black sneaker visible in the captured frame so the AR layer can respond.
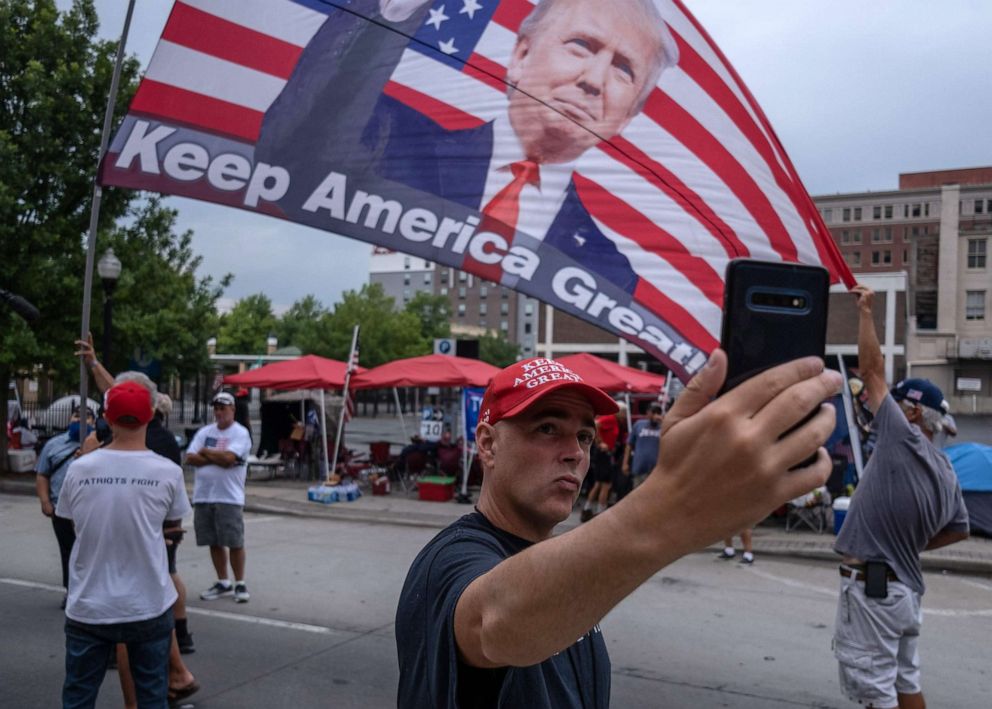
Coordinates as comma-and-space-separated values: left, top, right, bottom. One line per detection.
739, 554, 755, 565
200, 582, 234, 600
177, 633, 195, 655
717, 549, 735, 560
234, 582, 250, 603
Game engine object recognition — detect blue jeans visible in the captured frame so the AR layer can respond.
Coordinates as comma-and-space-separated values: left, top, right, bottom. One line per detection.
63, 609, 173, 709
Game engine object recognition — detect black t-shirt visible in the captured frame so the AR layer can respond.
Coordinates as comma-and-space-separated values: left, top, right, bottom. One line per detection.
396, 512, 611, 708
145, 416, 182, 466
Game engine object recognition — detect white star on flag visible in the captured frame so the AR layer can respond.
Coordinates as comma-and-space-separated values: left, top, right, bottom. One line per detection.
425, 5, 449, 30
459, 0, 483, 21
438, 37, 459, 55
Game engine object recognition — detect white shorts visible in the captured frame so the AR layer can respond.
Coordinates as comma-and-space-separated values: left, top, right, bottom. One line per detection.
833, 572, 922, 708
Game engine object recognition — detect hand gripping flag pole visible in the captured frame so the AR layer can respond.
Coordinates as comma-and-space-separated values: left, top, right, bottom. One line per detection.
329, 324, 360, 482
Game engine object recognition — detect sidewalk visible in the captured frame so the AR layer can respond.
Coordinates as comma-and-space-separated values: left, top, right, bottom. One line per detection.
6, 471, 990, 576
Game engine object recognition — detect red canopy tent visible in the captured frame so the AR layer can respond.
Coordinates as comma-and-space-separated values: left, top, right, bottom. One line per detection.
557, 353, 666, 394
223, 354, 363, 390
350, 354, 498, 389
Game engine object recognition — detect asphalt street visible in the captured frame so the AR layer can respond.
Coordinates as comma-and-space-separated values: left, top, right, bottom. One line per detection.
2, 493, 991, 708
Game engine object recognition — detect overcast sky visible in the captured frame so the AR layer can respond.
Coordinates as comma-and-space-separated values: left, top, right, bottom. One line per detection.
70, 0, 992, 311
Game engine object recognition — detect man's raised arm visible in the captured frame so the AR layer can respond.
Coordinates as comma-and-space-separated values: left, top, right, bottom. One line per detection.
853, 284, 887, 413
454, 352, 841, 668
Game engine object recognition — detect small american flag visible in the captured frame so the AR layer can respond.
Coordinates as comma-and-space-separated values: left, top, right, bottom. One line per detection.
342, 325, 360, 423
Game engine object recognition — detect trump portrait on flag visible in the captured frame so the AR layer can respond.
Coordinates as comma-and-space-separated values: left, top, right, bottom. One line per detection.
258, 0, 679, 291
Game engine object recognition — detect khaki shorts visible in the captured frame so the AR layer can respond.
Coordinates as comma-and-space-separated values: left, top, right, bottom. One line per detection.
194, 503, 244, 549
833, 572, 922, 708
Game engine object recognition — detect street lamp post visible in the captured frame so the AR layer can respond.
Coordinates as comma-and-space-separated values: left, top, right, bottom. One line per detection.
97, 248, 122, 365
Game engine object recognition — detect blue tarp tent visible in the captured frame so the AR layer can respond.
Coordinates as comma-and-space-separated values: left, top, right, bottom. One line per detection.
946, 443, 992, 536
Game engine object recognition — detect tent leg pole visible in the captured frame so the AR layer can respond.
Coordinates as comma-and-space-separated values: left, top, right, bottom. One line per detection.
393, 387, 408, 441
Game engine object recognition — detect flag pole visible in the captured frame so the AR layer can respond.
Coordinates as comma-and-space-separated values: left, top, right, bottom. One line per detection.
78, 0, 136, 413
330, 324, 360, 481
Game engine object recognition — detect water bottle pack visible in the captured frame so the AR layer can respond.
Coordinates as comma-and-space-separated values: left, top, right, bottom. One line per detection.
307, 482, 361, 504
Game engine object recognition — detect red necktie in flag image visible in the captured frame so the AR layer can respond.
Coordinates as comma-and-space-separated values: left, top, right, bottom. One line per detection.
101, 0, 854, 381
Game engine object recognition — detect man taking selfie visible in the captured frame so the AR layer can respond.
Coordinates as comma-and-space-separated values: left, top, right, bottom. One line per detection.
396, 352, 841, 707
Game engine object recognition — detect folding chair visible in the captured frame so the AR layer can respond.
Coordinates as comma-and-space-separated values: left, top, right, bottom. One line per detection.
785, 488, 832, 533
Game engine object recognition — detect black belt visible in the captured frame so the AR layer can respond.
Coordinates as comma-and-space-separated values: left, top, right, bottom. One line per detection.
839, 565, 898, 582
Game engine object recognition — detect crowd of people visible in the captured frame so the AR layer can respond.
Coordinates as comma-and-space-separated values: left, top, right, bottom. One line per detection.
28, 337, 256, 707
19, 278, 970, 708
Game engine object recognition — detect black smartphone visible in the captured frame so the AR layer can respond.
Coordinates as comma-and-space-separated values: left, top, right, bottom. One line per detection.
864, 561, 889, 599
720, 259, 830, 393
720, 259, 830, 467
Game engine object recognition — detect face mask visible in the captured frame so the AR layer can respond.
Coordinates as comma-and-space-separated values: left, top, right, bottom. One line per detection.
67, 422, 82, 441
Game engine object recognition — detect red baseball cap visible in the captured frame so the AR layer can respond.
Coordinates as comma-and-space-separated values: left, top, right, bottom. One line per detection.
104, 381, 154, 428
479, 357, 618, 426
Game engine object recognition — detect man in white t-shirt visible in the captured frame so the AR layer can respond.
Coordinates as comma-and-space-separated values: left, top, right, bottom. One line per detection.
187, 391, 253, 603
57, 381, 191, 708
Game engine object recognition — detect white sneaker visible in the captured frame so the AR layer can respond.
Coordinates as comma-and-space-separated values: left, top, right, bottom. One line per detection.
200, 582, 233, 600
234, 582, 250, 603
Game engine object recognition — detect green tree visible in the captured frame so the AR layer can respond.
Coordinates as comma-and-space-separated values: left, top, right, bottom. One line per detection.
323, 284, 426, 367
404, 292, 451, 343
275, 294, 329, 353
98, 198, 230, 378
216, 294, 277, 355
479, 332, 521, 368
1, 0, 140, 457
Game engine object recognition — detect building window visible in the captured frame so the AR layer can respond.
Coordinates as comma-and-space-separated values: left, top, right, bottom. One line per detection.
845, 252, 861, 267
902, 250, 908, 264
479, 319, 487, 328
440, 287, 448, 296
403, 288, 411, 301
479, 303, 488, 316
500, 320, 509, 331
911, 203, 921, 217
965, 291, 986, 320
968, 239, 987, 269
822, 208, 833, 222
524, 302, 534, 316
853, 207, 862, 220
479, 286, 488, 298
457, 304, 466, 316
976, 199, 985, 215
884, 205, 893, 219
524, 322, 532, 334
424, 273, 432, 284
842, 207, 851, 222
501, 289, 509, 299
458, 271, 467, 282
500, 302, 509, 315
870, 250, 891, 266
458, 287, 466, 299
403, 257, 411, 270
440, 270, 449, 284
924, 203, 930, 217
871, 228, 892, 243
403, 274, 411, 286
873, 206, 881, 220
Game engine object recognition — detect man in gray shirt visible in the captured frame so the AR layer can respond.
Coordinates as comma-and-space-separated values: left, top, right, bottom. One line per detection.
833, 285, 969, 709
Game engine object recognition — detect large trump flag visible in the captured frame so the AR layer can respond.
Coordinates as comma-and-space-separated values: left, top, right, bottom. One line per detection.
101, 0, 853, 380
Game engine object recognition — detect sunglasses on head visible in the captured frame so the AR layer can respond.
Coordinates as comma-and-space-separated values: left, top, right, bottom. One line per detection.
212, 403, 229, 409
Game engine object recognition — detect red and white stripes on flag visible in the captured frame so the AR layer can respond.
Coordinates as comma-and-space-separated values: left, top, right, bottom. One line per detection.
105, 0, 854, 373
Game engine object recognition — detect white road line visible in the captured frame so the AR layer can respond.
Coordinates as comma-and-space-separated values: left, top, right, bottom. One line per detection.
742, 568, 992, 618
0, 577, 337, 635
0, 578, 63, 593
185, 606, 335, 635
